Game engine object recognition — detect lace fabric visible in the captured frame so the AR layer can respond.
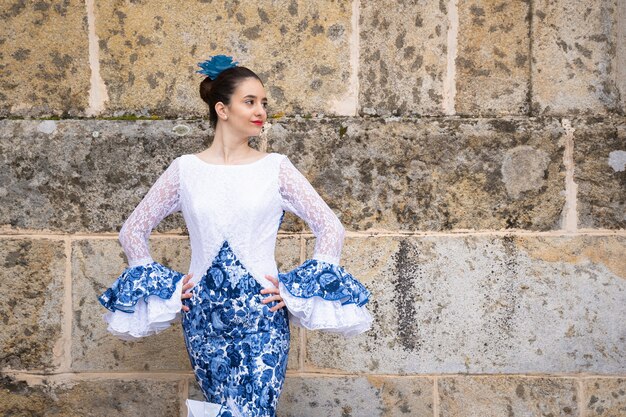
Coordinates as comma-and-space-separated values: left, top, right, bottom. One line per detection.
278, 157, 345, 265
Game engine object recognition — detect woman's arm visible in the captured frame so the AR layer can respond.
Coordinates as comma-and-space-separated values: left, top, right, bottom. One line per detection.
277, 156, 346, 265
119, 157, 182, 266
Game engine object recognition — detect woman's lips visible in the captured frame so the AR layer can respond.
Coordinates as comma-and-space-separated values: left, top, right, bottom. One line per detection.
252, 121, 263, 126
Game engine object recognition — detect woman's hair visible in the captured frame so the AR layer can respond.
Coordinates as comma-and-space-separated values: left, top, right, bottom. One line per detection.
199, 66, 263, 128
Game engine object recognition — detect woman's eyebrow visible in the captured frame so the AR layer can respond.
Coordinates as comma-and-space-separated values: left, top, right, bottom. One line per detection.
243, 94, 268, 101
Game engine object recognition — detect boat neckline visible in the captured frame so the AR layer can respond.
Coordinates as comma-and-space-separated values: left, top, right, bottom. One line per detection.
190, 152, 275, 167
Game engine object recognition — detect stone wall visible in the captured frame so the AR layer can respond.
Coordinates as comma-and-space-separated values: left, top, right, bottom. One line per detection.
1, 1, 625, 416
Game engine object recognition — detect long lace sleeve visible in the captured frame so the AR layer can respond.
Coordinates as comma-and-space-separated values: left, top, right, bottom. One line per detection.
97, 157, 185, 340
276, 155, 372, 337
278, 156, 345, 265
119, 157, 182, 267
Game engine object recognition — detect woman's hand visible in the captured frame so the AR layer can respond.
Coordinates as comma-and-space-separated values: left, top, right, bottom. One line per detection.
260, 275, 286, 312
181, 273, 194, 312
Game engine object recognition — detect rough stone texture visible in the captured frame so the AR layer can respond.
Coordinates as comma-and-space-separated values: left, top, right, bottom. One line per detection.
618, 1, 626, 114
268, 117, 565, 231
1, 118, 566, 233
277, 376, 433, 417
305, 235, 626, 374
72, 238, 192, 371
0, 0, 90, 117
438, 376, 578, 417
0, 119, 208, 233
574, 117, 626, 229
0, 238, 65, 371
532, 0, 620, 115
0, 375, 183, 416
456, 1, 530, 115
584, 378, 626, 417
94, 1, 353, 117
359, 0, 447, 116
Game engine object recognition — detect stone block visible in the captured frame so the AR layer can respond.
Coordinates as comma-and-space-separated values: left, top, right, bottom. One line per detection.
583, 378, 626, 417
359, 0, 447, 116
277, 375, 433, 417
0, 0, 90, 117
438, 376, 578, 417
269, 117, 565, 231
0, 119, 206, 233
94, 1, 353, 117
456, 1, 530, 115
532, 0, 620, 115
0, 375, 182, 416
71, 238, 192, 371
574, 118, 626, 229
0, 238, 65, 371
305, 235, 626, 374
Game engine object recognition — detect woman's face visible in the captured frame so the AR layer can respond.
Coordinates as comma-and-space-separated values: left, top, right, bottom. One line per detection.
221, 77, 268, 137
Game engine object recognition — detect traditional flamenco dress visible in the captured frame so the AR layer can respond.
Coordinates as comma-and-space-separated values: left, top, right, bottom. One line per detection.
98, 152, 373, 417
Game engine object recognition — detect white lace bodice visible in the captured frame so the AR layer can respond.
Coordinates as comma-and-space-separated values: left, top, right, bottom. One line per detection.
118, 152, 346, 289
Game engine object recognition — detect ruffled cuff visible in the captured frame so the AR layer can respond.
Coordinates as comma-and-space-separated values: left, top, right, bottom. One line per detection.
98, 262, 185, 340
277, 259, 373, 337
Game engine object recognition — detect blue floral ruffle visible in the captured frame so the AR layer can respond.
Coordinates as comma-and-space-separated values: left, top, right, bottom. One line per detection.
277, 259, 370, 307
98, 262, 185, 313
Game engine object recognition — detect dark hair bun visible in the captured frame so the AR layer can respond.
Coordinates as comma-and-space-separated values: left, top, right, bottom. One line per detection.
199, 77, 214, 104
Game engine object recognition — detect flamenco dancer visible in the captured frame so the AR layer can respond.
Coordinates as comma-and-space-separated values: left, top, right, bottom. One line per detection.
98, 55, 373, 417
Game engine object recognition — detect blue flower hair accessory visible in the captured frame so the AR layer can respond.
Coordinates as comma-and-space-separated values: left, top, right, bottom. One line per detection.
196, 54, 238, 80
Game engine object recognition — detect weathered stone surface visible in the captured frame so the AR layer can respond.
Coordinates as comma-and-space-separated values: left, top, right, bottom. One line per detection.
305, 235, 626, 374
532, 0, 620, 115
268, 117, 565, 231
359, 0, 447, 116
618, 1, 626, 114
2, 117, 565, 233
72, 238, 192, 371
456, 1, 530, 115
0, 119, 207, 232
584, 378, 626, 417
94, 1, 353, 117
0, 1, 90, 117
0, 238, 65, 371
0, 375, 182, 416
277, 376, 433, 417
438, 376, 578, 417
574, 117, 626, 229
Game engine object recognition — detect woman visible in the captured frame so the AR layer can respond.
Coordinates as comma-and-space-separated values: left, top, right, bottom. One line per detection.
98, 55, 372, 417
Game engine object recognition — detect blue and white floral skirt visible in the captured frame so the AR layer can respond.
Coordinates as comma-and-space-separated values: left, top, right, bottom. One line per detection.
182, 242, 290, 417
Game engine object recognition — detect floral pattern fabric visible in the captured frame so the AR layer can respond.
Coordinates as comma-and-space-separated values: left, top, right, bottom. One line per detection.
278, 259, 371, 307
98, 262, 184, 313
182, 240, 290, 417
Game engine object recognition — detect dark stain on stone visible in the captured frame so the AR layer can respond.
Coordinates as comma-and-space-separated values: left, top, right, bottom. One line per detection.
415, 14, 423, 27
257, 8, 269, 23
556, 39, 569, 52
574, 42, 592, 59
493, 47, 506, 58
297, 18, 309, 32
235, 12, 245, 24
439, 0, 446, 14
470, 5, 485, 16
115, 10, 127, 25
50, 51, 73, 70
6, 0, 27, 18
392, 239, 422, 352
270, 86, 284, 102
395, 32, 405, 49
404, 46, 415, 59
515, 52, 527, 68
327, 23, 344, 40
313, 65, 334, 75
11, 48, 30, 61
154, 15, 164, 31
535, 10, 546, 21
516, 383, 525, 399
311, 24, 324, 35
137, 35, 152, 46
280, 24, 288, 35
4, 241, 32, 268
34, 1, 50, 11
495, 61, 512, 75
129, 53, 138, 64
310, 79, 322, 90
243, 25, 261, 40
288, 0, 298, 16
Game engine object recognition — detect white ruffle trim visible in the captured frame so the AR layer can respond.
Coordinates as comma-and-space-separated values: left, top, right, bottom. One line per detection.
279, 282, 373, 337
103, 280, 184, 340
186, 399, 243, 417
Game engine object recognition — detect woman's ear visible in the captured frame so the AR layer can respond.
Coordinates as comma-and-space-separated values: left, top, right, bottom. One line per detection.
215, 102, 228, 121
